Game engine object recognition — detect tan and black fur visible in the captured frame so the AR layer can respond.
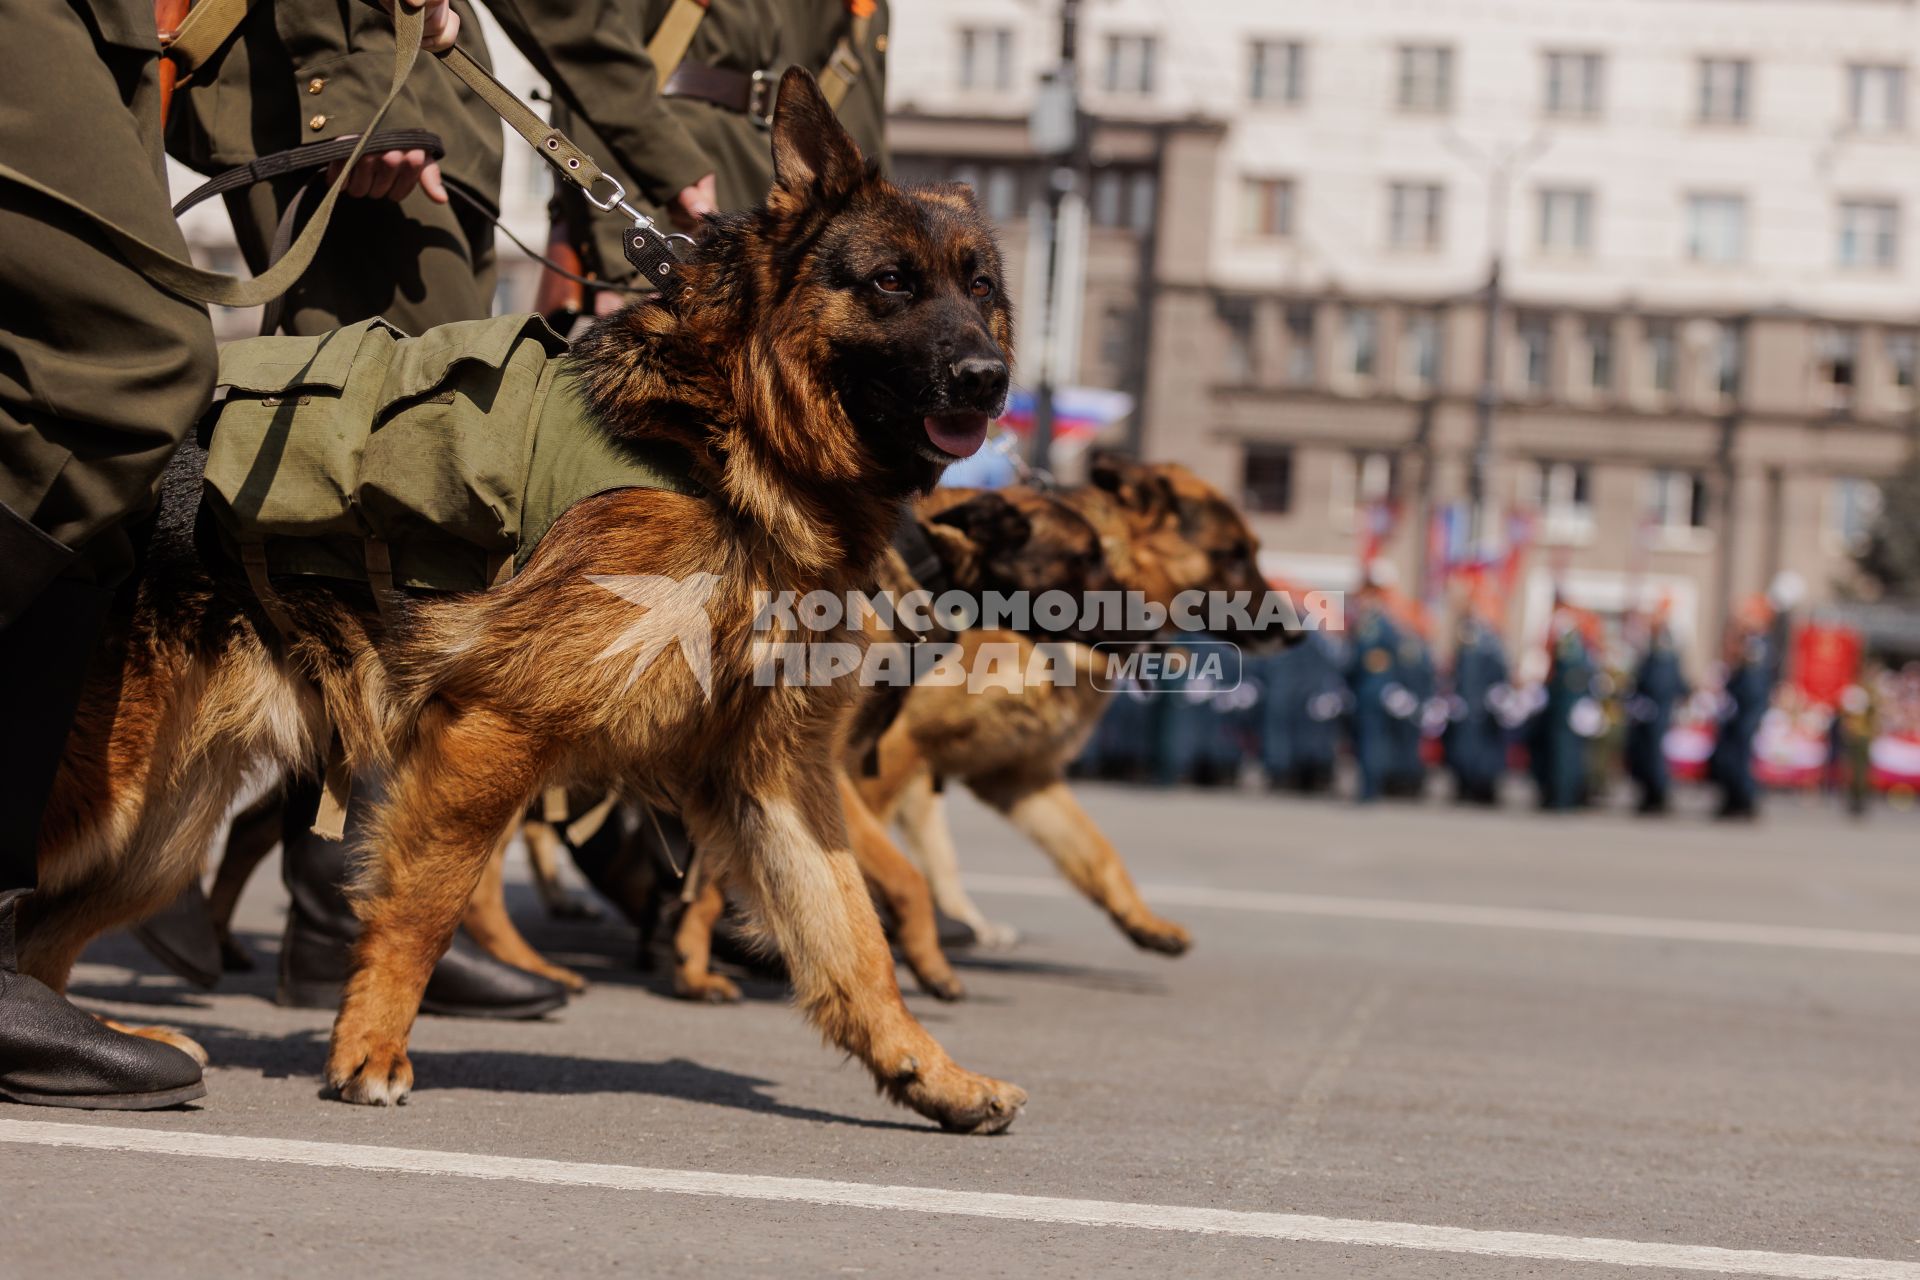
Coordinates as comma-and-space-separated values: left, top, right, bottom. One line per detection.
23, 70, 1028, 1132
859, 459, 1288, 952
666, 485, 1130, 1004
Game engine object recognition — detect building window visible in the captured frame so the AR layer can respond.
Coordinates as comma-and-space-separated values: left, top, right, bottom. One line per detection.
1240, 177, 1294, 238
1388, 181, 1444, 250
1242, 445, 1294, 515
1091, 168, 1156, 233
1698, 58, 1751, 124
979, 165, 1021, 222
1530, 461, 1593, 542
1333, 450, 1398, 524
1544, 51, 1603, 118
1849, 64, 1906, 133
1100, 305, 1136, 369
1104, 34, 1157, 95
1250, 39, 1305, 104
1887, 331, 1918, 395
1516, 312, 1553, 396
1646, 320, 1677, 394
1344, 306, 1378, 382
1403, 309, 1441, 391
1538, 187, 1594, 255
1817, 327, 1859, 413
1395, 44, 1453, 113
1830, 478, 1883, 553
1284, 303, 1315, 386
1091, 170, 1122, 226
958, 26, 1013, 92
1686, 194, 1747, 264
1221, 302, 1256, 384
1710, 321, 1743, 400
1127, 172, 1157, 233
1838, 199, 1899, 270
1646, 469, 1709, 534
1585, 317, 1614, 392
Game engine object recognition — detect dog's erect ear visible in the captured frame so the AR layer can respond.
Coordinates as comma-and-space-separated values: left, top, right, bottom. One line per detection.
771, 67, 866, 201
1089, 455, 1176, 526
931, 492, 1034, 558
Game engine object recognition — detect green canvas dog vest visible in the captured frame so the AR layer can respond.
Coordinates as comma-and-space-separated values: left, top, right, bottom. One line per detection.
202, 314, 698, 594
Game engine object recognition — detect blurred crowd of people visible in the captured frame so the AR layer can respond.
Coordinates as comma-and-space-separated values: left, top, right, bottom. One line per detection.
1075, 579, 1920, 822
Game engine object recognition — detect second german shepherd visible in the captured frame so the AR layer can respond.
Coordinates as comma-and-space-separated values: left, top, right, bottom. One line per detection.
23, 70, 1028, 1132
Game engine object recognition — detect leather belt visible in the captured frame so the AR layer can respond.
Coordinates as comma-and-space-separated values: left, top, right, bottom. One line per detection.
661, 62, 776, 127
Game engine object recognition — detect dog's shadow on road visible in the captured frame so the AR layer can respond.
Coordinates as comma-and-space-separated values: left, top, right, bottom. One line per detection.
170, 1022, 927, 1133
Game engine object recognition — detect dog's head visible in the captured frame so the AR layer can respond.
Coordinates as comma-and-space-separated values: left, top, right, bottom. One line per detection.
573, 71, 1015, 573
1077, 455, 1294, 653
916, 488, 1128, 643
747, 70, 1013, 486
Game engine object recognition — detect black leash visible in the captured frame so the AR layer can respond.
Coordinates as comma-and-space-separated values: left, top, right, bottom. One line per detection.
172, 129, 655, 335
170, 128, 449, 217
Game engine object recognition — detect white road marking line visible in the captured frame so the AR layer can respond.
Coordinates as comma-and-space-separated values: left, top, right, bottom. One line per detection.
966, 873, 1920, 957
0, 1120, 1913, 1279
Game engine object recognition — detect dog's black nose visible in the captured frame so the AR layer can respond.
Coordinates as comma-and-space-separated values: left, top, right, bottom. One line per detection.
949, 356, 1009, 406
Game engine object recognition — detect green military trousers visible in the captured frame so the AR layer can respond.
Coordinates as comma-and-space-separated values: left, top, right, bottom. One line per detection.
0, 0, 217, 618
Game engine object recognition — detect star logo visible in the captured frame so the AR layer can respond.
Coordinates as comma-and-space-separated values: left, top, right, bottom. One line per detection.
586, 573, 723, 700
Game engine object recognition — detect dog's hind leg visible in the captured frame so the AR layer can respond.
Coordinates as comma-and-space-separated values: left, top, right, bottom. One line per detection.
703, 777, 1025, 1134
839, 774, 961, 1000
968, 772, 1191, 956
461, 823, 588, 992
893, 770, 1019, 950
670, 877, 740, 1003
326, 705, 551, 1106
205, 788, 285, 972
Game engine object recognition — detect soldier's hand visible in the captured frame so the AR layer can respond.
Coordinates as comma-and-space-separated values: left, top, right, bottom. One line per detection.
669, 174, 718, 231
328, 150, 449, 205
380, 0, 460, 52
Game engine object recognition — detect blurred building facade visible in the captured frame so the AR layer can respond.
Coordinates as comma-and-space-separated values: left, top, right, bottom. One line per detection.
887, 0, 1920, 671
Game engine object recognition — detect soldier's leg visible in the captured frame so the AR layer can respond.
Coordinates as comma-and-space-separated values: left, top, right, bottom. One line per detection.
0, 0, 213, 1109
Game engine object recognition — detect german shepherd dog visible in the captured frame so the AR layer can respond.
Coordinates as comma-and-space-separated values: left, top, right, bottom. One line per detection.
23, 70, 1029, 1132
665, 484, 1131, 1004
857, 459, 1288, 952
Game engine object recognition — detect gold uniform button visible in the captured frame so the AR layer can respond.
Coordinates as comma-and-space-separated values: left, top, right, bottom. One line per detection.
307, 77, 326, 94
874, 33, 887, 52
308, 114, 327, 130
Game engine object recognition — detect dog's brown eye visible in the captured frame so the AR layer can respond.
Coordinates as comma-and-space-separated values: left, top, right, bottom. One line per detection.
874, 270, 909, 295
970, 276, 994, 299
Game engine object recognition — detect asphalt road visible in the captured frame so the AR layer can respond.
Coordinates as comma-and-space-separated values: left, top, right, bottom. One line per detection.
5, 782, 1919, 1278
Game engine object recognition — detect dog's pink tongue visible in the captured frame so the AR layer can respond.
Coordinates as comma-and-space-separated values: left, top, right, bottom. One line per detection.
924, 412, 990, 458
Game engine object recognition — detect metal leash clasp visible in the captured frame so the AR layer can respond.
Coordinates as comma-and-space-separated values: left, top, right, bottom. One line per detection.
582, 172, 628, 213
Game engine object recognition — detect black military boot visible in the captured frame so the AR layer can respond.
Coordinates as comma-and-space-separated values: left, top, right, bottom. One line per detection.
277, 777, 568, 1019
129, 880, 223, 990
0, 890, 205, 1110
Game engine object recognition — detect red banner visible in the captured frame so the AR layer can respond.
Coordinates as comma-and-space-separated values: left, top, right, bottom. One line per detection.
1793, 624, 1862, 709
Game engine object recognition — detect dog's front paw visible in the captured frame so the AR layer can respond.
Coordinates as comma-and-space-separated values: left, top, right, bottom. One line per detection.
1123, 915, 1191, 956
327, 1036, 414, 1106
892, 1060, 1027, 1135
916, 969, 966, 1002
972, 921, 1020, 950
102, 1019, 209, 1067
674, 972, 742, 1004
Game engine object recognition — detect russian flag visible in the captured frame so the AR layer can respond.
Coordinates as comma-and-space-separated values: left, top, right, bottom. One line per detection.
996, 385, 1134, 441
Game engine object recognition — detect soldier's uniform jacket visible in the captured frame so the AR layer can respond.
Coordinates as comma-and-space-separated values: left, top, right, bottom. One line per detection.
0, 0, 218, 616
167, 0, 503, 209
782, 0, 891, 170
539, 0, 786, 283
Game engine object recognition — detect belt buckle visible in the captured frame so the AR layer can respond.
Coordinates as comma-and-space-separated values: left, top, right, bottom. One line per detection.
749, 68, 775, 129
